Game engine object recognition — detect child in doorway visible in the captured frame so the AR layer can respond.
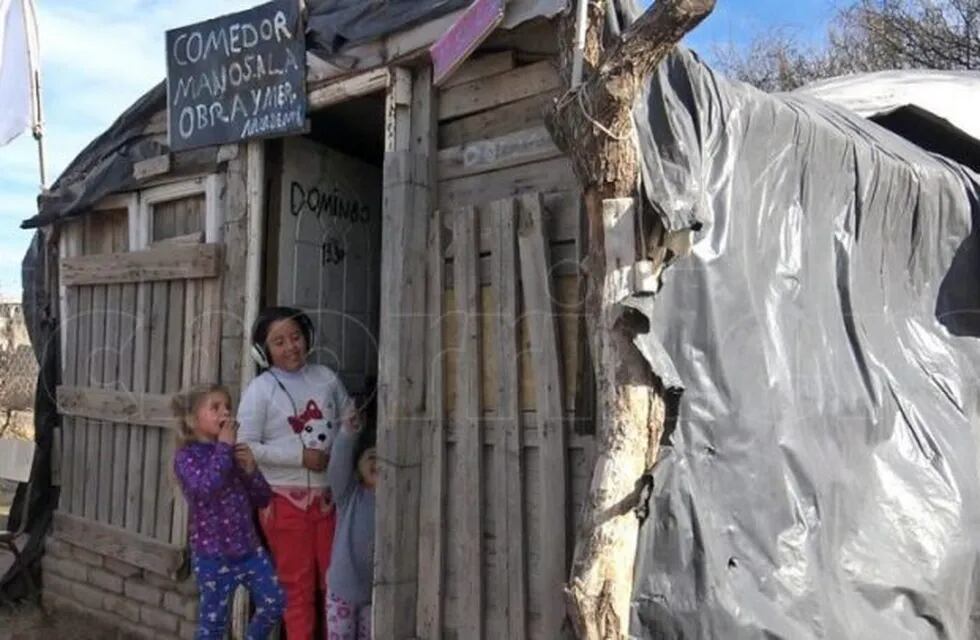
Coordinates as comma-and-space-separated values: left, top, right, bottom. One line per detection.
171, 384, 284, 640
237, 306, 356, 639
325, 398, 377, 640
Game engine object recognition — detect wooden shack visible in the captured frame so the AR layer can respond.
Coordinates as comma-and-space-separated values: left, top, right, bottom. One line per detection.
31, 1, 600, 638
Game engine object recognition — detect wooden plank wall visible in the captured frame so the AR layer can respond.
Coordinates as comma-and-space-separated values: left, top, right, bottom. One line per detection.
151, 195, 204, 243
426, 49, 594, 640
58, 195, 222, 551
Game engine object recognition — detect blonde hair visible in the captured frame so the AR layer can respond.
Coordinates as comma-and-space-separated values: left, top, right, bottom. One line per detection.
171, 384, 232, 449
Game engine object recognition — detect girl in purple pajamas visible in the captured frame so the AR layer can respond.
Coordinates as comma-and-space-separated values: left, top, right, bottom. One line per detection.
172, 384, 285, 640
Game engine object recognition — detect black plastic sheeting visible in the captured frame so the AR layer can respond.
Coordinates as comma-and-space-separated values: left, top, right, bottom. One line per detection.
0, 232, 59, 600
306, 0, 471, 55
23, 83, 167, 229
629, 49, 980, 639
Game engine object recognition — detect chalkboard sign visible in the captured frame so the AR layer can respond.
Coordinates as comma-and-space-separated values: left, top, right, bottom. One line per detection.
165, 0, 307, 152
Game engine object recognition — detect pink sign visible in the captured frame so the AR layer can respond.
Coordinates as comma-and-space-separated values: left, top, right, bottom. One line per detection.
431, 0, 506, 86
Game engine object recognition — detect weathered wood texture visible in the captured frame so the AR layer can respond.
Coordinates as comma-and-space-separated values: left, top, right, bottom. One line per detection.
375, 66, 432, 639
309, 67, 389, 110
61, 243, 222, 286
436, 60, 574, 214
435, 195, 585, 640
426, 46, 590, 639
439, 60, 559, 121
57, 190, 222, 548
416, 206, 446, 639
452, 205, 483, 640
151, 194, 205, 242
56, 387, 176, 429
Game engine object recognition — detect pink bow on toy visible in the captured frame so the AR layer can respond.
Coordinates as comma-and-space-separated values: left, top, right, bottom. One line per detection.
288, 400, 323, 433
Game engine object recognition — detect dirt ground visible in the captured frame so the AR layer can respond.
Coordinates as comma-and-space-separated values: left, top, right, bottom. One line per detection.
0, 602, 133, 640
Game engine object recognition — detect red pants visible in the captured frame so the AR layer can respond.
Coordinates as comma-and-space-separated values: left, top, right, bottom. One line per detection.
260, 493, 336, 640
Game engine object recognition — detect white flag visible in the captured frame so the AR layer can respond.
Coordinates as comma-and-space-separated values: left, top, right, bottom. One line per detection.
0, 0, 39, 146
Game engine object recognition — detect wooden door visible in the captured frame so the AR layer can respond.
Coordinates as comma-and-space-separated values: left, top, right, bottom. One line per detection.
275, 137, 383, 397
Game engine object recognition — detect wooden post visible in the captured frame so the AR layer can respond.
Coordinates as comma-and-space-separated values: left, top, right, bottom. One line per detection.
375, 64, 434, 639
231, 140, 265, 640
546, 1, 716, 638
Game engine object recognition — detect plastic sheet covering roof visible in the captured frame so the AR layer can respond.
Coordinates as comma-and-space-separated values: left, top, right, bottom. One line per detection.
630, 49, 980, 639
797, 70, 980, 143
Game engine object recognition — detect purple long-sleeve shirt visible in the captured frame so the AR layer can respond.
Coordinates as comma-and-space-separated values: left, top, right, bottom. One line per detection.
173, 441, 272, 558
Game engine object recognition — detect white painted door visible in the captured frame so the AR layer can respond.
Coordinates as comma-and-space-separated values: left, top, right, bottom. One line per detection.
276, 137, 382, 396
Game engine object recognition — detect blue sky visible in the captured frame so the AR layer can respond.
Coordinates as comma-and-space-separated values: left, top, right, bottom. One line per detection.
0, 0, 835, 300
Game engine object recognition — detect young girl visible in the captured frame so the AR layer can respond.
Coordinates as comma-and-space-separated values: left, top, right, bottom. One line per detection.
325, 402, 377, 640
171, 385, 284, 640
237, 307, 356, 639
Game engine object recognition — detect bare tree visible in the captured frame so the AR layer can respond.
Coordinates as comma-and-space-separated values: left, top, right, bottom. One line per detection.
547, 1, 715, 638
717, 0, 980, 91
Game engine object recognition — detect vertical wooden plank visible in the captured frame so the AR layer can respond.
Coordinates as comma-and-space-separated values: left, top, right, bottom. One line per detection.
112, 283, 136, 527
491, 197, 527, 640
103, 214, 127, 525
516, 193, 568, 638
453, 205, 483, 640
417, 206, 446, 639
98, 282, 121, 524
198, 278, 222, 384
155, 280, 183, 539
125, 281, 149, 532
60, 287, 79, 510
59, 223, 82, 511
377, 63, 432, 640
72, 285, 92, 515
109, 205, 131, 527
171, 279, 197, 545
140, 280, 168, 537
84, 281, 107, 521
85, 219, 112, 521
377, 63, 410, 639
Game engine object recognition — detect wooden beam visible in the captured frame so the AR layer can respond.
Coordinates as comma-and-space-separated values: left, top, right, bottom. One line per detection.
438, 126, 561, 180
147, 231, 204, 248
308, 68, 389, 110
133, 154, 171, 181
52, 511, 185, 578
57, 386, 176, 429
438, 156, 576, 212
516, 193, 568, 638
416, 205, 446, 639
440, 51, 515, 89
490, 197, 527, 640
375, 65, 431, 639
438, 60, 559, 121
453, 205, 483, 640
61, 243, 223, 286
438, 91, 555, 149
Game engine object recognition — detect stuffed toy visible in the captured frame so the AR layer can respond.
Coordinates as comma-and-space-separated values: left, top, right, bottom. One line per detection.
288, 400, 336, 451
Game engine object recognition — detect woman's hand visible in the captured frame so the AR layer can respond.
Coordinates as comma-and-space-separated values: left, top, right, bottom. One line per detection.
234, 444, 257, 474
302, 448, 328, 472
218, 419, 238, 445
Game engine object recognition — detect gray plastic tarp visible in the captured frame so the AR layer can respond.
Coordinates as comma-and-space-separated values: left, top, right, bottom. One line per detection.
630, 49, 980, 639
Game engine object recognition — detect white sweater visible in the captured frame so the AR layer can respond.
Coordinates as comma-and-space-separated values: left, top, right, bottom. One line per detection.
237, 364, 353, 488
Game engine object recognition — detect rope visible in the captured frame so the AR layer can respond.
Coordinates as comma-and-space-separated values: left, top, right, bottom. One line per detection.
576, 89, 632, 141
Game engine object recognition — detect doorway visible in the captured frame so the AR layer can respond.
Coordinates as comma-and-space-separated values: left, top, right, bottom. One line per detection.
266, 92, 386, 400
